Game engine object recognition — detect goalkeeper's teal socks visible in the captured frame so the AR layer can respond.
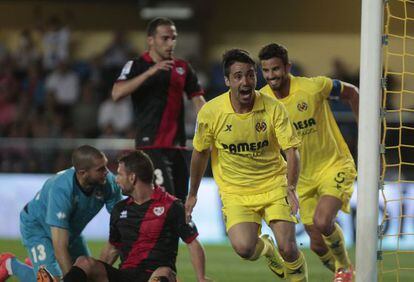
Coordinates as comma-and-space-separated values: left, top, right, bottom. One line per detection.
9, 257, 36, 282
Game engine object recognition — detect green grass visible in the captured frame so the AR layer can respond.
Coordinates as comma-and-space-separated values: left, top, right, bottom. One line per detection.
0, 239, 412, 281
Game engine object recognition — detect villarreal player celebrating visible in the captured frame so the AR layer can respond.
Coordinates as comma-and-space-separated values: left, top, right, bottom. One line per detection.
259, 43, 359, 282
186, 49, 308, 281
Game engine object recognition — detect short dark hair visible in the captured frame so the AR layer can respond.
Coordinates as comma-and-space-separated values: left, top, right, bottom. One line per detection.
118, 150, 154, 185
146, 17, 175, 37
258, 43, 289, 65
72, 145, 105, 171
222, 49, 256, 78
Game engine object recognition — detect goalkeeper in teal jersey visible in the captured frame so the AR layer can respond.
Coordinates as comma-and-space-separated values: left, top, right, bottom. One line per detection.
0, 145, 122, 282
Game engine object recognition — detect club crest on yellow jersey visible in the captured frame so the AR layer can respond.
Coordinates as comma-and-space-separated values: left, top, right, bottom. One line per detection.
297, 101, 308, 112
255, 121, 267, 132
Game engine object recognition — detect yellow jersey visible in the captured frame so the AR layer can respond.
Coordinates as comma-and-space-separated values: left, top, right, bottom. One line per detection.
193, 91, 300, 196
260, 75, 355, 182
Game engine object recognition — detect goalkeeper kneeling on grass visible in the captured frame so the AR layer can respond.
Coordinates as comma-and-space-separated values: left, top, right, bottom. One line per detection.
0, 145, 123, 282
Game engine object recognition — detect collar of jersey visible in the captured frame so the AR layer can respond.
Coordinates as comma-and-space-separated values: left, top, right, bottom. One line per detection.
273, 74, 298, 103
288, 74, 299, 94
222, 90, 265, 113
126, 186, 163, 205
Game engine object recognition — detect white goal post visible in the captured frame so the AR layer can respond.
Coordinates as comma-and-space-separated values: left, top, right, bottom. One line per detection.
356, 0, 384, 281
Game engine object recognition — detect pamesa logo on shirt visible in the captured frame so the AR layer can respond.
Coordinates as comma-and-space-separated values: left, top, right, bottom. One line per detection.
221, 140, 269, 154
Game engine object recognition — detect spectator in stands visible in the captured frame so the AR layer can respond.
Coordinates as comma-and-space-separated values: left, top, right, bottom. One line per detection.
42, 16, 71, 71
71, 82, 99, 138
102, 31, 135, 70
21, 64, 46, 110
97, 95, 133, 137
45, 59, 80, 115
13, 29, 40, 77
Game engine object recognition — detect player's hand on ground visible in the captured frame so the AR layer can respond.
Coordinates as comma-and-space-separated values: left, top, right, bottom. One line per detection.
148, 60, 174, 76
185, 195, 197, 224
286, 188, 299, 215
198, 276, 214, 282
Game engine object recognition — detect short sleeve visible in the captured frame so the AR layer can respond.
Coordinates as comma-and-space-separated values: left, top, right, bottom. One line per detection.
116, 60, 137, 81
184, 63, 204, 99
45, 186, 72, 229
193, 107, 214, 152
170, 201, 198, 244
312, 76, 342, 99
104, 173, 123, 213
273, 102, 301, 150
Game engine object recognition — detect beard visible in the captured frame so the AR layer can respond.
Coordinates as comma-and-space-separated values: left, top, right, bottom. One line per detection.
84, 176, 106, 191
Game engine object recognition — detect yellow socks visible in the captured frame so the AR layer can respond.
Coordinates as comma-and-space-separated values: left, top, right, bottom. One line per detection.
284, 251, 308, 282
247, 236, 266, 261
322, 223, 351, 270
318, 250, 336, 272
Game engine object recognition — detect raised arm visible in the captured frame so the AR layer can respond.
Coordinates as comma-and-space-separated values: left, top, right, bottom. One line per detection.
284, 146, 300, 215
185, 149, 210, 223
340, 82, 359, 122
191, 95, 206, 114
112, 60, 174, 101
51, 226, 72, 276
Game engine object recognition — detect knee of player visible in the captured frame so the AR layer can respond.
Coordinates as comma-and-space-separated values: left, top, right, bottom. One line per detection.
73, 256, 95, 274
313, 216, 335, 235
309, 239, 328, 256
232, 243, 256, 259
278, 241, 298, 261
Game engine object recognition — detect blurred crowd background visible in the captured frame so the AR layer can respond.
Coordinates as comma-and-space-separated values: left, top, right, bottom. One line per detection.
0, 0, 369, 174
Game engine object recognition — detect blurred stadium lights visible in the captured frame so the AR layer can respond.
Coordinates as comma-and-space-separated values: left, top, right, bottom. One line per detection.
140, 6, 193, 20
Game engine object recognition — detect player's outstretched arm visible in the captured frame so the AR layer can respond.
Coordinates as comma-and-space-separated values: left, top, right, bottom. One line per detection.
284, 147, 300, 215
112, 60, 174, 101
51, 226, 72, 276
339, 82, 359, 122
187, 239, 213, 282
191, 95, 206, 114
185, 149, 210, 223
99, 242, 119, 265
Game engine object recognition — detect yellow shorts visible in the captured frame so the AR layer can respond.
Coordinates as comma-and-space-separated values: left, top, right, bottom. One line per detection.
298, 163, 356, 225
220, 188, 297, 231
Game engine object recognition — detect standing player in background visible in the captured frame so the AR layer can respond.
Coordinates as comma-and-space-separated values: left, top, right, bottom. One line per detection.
63, 150, 201, 282
0, 145, 122, 282
259, 43, 359, 282
112, 17, 209, 281
186, 49, 308, 281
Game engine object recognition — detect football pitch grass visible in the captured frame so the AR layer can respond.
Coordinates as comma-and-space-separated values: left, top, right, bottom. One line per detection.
0, 239, 410, 281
